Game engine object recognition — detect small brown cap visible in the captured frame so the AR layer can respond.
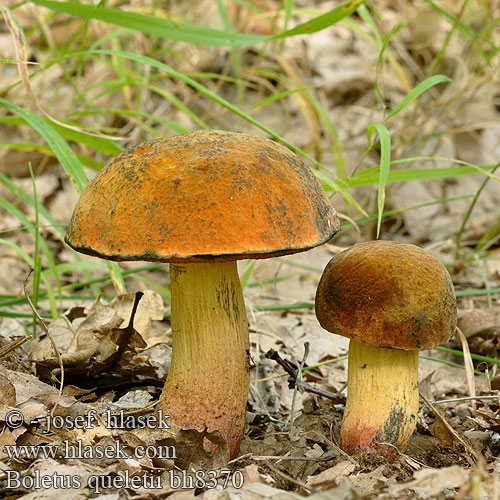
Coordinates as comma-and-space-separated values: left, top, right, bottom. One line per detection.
315, 240, 457, 350
65, 130, 339, 263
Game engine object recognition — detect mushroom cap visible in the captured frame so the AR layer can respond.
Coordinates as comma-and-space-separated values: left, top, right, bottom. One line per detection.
65, 130, 340, 263
315, 240, 457, 350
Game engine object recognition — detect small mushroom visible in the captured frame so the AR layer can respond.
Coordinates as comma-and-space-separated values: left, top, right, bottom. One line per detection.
315, 240, 457, 459
65, 130, 340, 458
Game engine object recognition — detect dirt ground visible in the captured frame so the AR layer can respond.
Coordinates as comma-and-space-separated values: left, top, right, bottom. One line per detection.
1, 1, 500, 499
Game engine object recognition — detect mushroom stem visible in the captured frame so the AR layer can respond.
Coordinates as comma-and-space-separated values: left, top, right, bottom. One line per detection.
157, 261, 250, 459
341, 339, 419, 459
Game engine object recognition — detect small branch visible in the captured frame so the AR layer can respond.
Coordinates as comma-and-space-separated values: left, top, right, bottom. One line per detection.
24, 268, 64, 413
265, 462, 312, 493
0, 336, 30, 360
265, 349, 345, 403
229, 453, 336, 463
420, 393, 479, 464
433, 394, 500, 405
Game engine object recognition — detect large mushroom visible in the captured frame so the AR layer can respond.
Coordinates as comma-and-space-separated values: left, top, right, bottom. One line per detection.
65, 130, 340, 458
315, 240, 457, 459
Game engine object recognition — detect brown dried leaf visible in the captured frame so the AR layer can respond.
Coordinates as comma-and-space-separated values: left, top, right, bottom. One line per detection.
0, 372, 16, 407
458, 308, 500, 338
1, 369, 58, 405
432, 418, 455, 448
26, 293, 162, 383
0, 428, 16, 460
387, 465, 469, 498
240, 464, 266, 484
25, 315, 77, 366
306, 459, 356, 490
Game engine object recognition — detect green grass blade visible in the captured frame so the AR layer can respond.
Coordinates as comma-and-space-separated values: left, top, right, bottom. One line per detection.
0, 311, 51, 319
0, 98, 87, 193
455, 162, 500, 257
455, 288, 500, 298
29, 164, 43, 330
386, 75, 452, 120
72, 108, 189, 137
342, 194, 472, 226
357, 4, 382, 47
0, 238, 56, 319
0, 172, 63, 235
309, 94, 346, 180
0, 238, 34, 269
374, 23, 403, 114
347, 163, 499, 187
0, 198, 60, 316
475, 215, 500, 253
31, 0, 266, 47
252, 85, 321, 110
422, 0, 496, 52
272, 0, 364, 39
241, 260, 256, 289
108, 261, 126, 294
283, 0, 294, 33
0, 116, 123, 159
215, 0, 231, 31
61, 263, 164, 292
51, 122, 124, 157
367, 124, 391, 238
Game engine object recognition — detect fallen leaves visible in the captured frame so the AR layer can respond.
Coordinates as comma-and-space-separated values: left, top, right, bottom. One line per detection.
25, 291, 166, 385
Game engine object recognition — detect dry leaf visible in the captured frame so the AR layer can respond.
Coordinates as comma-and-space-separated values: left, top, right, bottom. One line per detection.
0, 372, 16, 406
306, 459, 356, 490
432, 418, 455, 448
387, 465, 469, 498
26, 293, 164, 384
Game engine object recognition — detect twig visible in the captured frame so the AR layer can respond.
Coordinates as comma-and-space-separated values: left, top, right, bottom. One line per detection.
265, 462, 312, 493
265, 349, 345, 403
288, 343, 309, 431
244, 454, 334, 462
433, 394, 500, 404
24, 268, 64, 415
420, 393, 479, 464
455, 326, 476, 409
0, 336, 31, 359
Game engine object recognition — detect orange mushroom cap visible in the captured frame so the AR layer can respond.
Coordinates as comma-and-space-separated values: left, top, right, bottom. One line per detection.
315, 240, 457, 350
65, 130, 340, 263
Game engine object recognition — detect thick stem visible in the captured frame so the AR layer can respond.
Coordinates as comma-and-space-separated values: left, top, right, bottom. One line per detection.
157, 261, 250, 459
341, 339, 419, 460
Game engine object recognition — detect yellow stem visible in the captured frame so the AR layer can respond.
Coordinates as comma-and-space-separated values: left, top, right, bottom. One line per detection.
341, 339, 419, 459
157, 261, 250, 459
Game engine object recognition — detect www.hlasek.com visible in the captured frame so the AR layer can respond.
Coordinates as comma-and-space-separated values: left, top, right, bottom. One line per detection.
3, 409, 244, 492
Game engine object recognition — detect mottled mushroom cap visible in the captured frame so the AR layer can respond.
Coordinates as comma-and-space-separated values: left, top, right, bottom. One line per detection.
65, 130, 340, 263
315, 241, 457, 350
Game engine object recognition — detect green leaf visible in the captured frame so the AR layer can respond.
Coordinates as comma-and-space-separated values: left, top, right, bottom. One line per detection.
252, 85, 320, 109
387, 74, 452, 120
272, 0, 365, 38
348, 162, 499, 187
51, 122, 123, 157
0, 98, 87, 193
31, 0, 266, 47
375, 23, 403, 113
367, 124, 391, 238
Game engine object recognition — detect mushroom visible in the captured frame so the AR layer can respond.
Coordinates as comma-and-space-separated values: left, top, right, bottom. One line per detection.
65, 130, 340, 458
315, 240, 457, 459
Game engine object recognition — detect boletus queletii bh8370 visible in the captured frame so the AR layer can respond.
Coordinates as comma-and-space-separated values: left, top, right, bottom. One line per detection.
315, 240, 457, 460
65, 129, 340, 459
